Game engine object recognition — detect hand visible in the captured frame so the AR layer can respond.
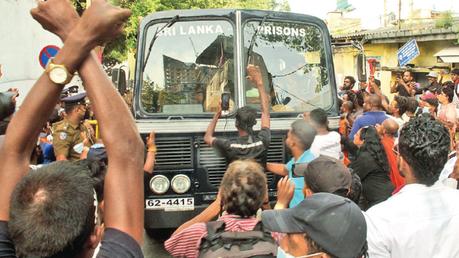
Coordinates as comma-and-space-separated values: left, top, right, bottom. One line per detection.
30, 0, 79, 41
146, 131, 156, 148
275, 177, 294, 209
246, 65, 263, 87
73, 0, 131, 46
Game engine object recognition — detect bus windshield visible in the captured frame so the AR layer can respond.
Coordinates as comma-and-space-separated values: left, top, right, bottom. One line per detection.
141, 20, 235, 115
244, 21, 332, 112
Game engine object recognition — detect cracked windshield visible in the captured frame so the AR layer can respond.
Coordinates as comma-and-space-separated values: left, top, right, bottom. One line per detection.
141, 20, 235, 114
244, 21, 332, 112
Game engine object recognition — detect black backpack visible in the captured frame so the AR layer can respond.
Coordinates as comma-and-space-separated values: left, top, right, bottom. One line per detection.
198, 221, 277, 258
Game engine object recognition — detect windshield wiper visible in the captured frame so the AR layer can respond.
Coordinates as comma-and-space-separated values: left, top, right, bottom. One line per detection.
142, 15, 180, 73
246, 15, 269, 69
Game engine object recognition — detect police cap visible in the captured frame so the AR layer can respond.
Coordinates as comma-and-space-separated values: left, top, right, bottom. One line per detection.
61, 92, 87, 109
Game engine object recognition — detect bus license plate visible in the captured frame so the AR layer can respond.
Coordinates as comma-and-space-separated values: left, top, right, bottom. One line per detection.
145, 198, 194, 211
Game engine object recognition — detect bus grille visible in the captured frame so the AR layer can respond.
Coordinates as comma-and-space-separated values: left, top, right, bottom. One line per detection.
155, 137, 193, 168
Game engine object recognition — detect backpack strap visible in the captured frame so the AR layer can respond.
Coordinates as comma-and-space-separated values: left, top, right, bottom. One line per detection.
199, 221, 226, 252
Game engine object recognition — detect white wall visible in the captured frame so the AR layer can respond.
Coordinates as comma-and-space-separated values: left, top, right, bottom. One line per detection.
0, 0, 62, 105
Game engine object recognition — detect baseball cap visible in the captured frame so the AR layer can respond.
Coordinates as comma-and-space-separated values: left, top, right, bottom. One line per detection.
262, 193, 367, 258
296, 155, 352, 194
426, 71, 438, 78
420, 91, 436, 101
87, 144, 107, 165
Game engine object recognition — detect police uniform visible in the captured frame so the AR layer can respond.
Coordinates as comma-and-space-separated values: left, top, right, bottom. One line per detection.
52, 92, 90, 161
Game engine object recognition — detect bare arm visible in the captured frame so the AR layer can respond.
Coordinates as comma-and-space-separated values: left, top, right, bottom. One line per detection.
0, 6, 98, 221
30, 0, 143, 243
172, 196, 221, 236
390, 80, 399, 94
266, 162, 288, 176
144, 131, 156, 174
247, 65, 270, 128
204, 111, 221, 146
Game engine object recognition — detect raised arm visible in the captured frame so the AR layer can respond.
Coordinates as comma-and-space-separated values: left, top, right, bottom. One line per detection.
204, 109, 221, 146
0, 0, 111, 221
144, 131, 156, 174
247, 65, 270, 128
30, 0, 144, 243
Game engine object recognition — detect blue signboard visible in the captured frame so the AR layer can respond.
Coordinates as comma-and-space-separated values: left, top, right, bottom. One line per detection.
397, 39, 420, 67
39, 45, 60, 69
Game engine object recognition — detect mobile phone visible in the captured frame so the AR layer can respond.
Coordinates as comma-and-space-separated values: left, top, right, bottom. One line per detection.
221, 92, 230, 111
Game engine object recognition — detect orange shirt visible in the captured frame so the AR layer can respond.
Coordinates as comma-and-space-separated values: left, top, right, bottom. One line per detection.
381, 135, 405, 192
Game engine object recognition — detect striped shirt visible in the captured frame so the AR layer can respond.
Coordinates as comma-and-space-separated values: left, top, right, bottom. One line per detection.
164, 214, 259, 258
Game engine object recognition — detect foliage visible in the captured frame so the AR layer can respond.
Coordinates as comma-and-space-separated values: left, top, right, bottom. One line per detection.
71, 0, 290, 66
435, 11, 454, 29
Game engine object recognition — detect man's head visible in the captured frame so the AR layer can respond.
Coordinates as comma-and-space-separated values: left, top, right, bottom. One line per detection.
9, 160, 102, 257
402, 70, 413, 83
391, 95, 408, 116
343, 76, 356, 90
308, 108, 329, 131
0, 90, 18, 121
296, 156, 352, 198
451, 68, 459, 83
438, 85, 454, 104
376, 118, 399, 137
285, 119, 316, 152
220, 159, 267, 217
405, 97, 419, 114
340, 100, 353, 113
363, 94, 382, 111
262, 193, 367, 258
426, 71, 438, 84
398, 115, 450, 186
62, 92, 88, 121
235, 106, 257, 135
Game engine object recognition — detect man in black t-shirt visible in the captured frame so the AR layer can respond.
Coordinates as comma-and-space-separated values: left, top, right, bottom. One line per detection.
390, 71, 415, 97
204, 65, 271, 165
0, 1, 144, 258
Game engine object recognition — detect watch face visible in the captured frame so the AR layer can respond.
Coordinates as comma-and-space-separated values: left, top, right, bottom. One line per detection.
50, 67, 68, 84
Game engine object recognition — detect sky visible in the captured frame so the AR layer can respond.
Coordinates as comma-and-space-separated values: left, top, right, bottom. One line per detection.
287, 0, 456, 29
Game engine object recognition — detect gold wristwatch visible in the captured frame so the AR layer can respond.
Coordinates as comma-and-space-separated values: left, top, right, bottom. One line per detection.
45, 58, 74, 85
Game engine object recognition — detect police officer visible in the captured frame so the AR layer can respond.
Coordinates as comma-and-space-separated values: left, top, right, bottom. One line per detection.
52, 92, 92, 161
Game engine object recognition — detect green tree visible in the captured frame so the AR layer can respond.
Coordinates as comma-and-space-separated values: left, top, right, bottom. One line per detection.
71, 0, 290, 66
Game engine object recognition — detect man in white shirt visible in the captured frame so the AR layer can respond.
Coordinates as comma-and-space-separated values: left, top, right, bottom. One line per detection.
305, 108, 342, 160
365, 115, 459, 258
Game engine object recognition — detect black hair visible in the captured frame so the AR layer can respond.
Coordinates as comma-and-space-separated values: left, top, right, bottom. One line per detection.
9, 161, 98, 257
442, 81, 454, 88
374, 79, 381, 87
303, 233, 368, 258
424, 98, 439, 110
403, 70, 414, 78
309, 108, 328, 129
220, 160, 267, 217
441, 85, 454, 103
405, 97, 419, 114
451, 68, 459, 76
235, 106, 257, 136
344, 76, 356, 86
291, 119, 316, 150
359, 126, 390, 174
394, 95, 408, 116
64, 103, 81, 115
399, 115, 450, 186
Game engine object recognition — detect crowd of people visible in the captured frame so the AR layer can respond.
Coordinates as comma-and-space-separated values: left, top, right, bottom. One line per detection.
1, 1, 459, 258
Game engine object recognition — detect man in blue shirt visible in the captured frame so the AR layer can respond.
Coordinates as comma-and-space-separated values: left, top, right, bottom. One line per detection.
267, 119, 316, 207
349, 94, 388, 140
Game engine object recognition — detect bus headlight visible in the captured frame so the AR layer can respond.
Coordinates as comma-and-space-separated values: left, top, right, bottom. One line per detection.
171, 174, 191, 194
149, 175, 170, 194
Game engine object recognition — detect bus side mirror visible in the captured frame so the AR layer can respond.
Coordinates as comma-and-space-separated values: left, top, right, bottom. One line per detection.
112, 68, 127, 95
356, 53, 367, 82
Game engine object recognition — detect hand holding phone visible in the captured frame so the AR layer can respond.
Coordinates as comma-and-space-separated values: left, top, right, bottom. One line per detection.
221, 92, 230, 111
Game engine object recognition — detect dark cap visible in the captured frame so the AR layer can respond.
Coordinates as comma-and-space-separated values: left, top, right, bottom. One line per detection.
87, 145, 107, 165
262, 193, 367, 258
452, 68, 459, 76
61, 92, 86, 108
298, 155, 352, 194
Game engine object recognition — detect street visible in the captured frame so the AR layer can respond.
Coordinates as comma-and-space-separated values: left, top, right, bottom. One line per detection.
142, 230, 173, 258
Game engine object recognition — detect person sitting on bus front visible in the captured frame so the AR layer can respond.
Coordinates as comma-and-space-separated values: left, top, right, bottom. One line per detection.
204, 65, 271, 165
